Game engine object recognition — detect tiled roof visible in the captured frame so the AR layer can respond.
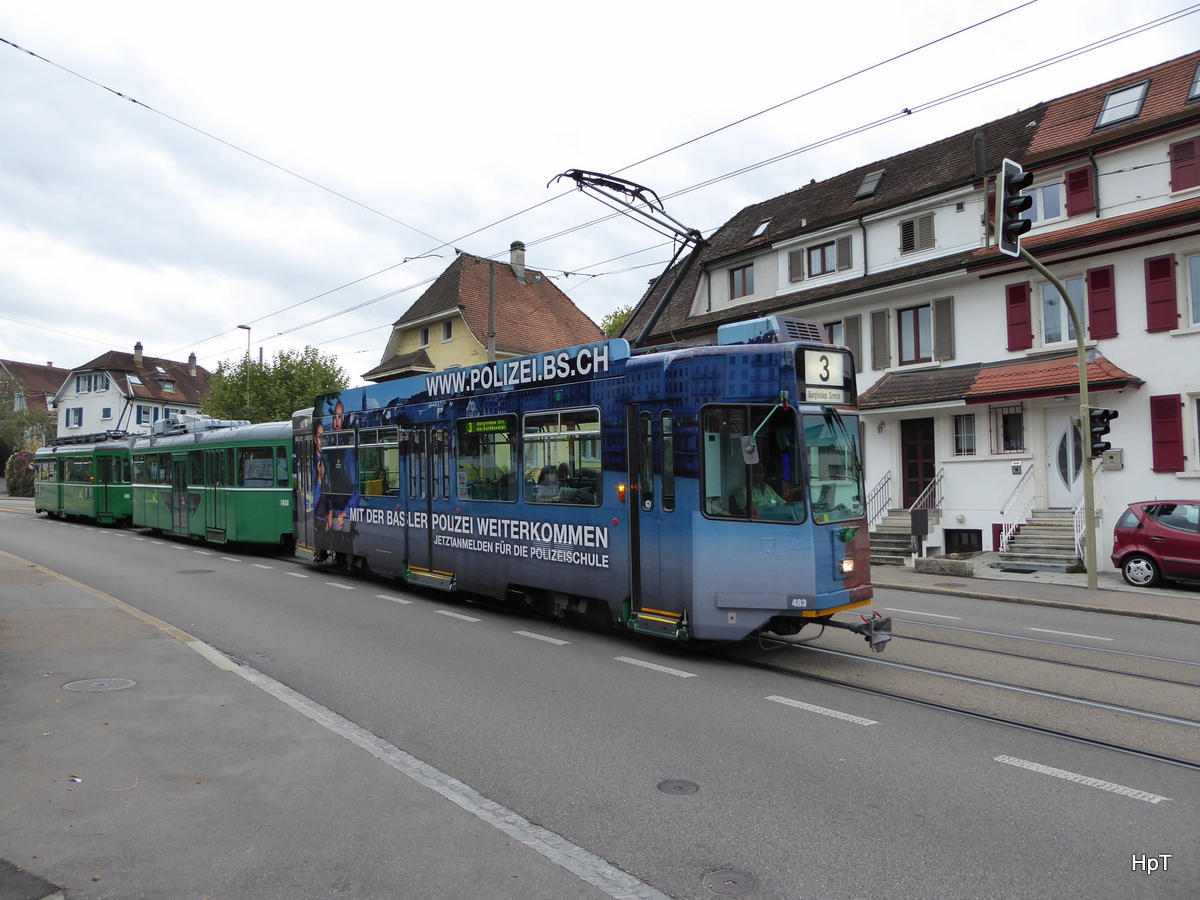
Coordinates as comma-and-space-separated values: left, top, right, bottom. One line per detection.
360, 348, 434, 382
0, 359, 70, 413
393, 251, 603, 357
859, 352, 1142, 411
73, 350, 210, 405
1026, 50, 1200, 163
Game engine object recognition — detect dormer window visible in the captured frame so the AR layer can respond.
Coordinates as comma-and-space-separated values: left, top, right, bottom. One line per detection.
1095, 81, 1148, 129
751, 219, 771, 239
157, 379, 175, 393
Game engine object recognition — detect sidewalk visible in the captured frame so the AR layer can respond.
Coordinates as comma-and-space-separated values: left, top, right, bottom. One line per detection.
0, 546, 653, 900
873, 551, 1200, 625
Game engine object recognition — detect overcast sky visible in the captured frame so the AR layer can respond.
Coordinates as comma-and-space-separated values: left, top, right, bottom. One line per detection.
2, 1, 1198, 386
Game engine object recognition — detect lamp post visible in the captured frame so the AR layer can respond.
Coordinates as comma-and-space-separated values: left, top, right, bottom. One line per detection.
236, 325, 251, 417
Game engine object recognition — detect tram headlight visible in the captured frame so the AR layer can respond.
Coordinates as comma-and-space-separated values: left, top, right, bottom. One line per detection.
840, 558, 855, 575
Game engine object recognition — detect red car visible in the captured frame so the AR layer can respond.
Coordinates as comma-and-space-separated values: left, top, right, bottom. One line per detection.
1111, 500, 1200, 587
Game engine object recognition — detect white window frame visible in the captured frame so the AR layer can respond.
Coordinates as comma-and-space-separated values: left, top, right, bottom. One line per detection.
67, 407, 83, 428
1096, 81, 1148, 129
1040, 276, 1085, 346
953, 414, 976, 457
441, 320, 453, 342
101, 407, 113, 420
1021, 182, 1064, 225
1188, 253, 1200, 328
989, 404, 1025, 454
418, 326, 430, 348
899, 214, 934, 254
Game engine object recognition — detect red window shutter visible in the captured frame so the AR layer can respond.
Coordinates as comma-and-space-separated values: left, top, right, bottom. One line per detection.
1144, 254, 1178, 333
1086, 265, 1117, 339
1065, 167, 1095, 216
1005, 282, 1033, 351
1150, 394, 1185, 473
1169, 137, 1200, 192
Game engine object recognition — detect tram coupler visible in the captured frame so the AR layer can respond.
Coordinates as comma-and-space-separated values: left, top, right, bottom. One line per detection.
823, 611, 892, 652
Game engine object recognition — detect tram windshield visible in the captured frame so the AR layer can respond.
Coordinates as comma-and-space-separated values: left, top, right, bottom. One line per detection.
803, 410, 865, 525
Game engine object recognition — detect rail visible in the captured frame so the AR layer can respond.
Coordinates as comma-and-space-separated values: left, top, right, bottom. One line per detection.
908, 469, 943, 513
999, 466, 1036, 552
865, 471, 892, 529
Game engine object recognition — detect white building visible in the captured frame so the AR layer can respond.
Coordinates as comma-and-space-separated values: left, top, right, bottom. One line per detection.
623, 51, 1200, 571
53, 343, 210, 436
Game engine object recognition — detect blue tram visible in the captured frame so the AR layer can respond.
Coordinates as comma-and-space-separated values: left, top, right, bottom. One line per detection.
296, 317, 890, 647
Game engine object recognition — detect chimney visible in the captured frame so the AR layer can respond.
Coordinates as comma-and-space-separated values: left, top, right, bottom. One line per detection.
188, 353, 197, 377
46, 362, 53, 368
134, 341, 143, 368
510, 240, 526, 284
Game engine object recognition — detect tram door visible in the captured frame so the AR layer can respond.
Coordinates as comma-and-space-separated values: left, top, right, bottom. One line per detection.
405, 424, 455, 590
626, 406, 684, 632
205, 449, 228, 538
171, 458, 189, 532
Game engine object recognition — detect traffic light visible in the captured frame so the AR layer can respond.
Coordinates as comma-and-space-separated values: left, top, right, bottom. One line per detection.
996, 158, 1034, 257
1089, 408, 1118, 458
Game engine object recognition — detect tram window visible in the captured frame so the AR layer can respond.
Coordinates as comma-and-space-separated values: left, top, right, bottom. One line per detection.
188, 450, 203, 485
67, 458, 94, 483
639, 412, 654, 510
35, 460, 55, 481
662, 411, 675, 512
522, 408, 601, 506
275, 448, 290, 487
803, 412, 865, 525
238, 447, 275, 487
441, 428, 451, 499
701, 405, 805, 523
96, 457, 113, 484
457, 416, 517, 502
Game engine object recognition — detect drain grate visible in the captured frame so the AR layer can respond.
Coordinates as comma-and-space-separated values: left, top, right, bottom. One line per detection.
703, 869, 758, 896
63, 678, 136, 692
657, 779, 699, 795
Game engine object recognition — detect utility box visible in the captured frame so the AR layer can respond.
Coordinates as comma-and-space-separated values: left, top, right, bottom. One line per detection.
910, 508, 929, 556
1101, 448, 1124, 471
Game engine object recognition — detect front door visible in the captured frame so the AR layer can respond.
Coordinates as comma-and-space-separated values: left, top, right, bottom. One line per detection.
1045, 407, 1084, 508
900, 418, 935, 508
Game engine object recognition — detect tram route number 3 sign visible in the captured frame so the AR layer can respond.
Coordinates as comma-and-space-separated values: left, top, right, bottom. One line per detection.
803, 349, 846, 403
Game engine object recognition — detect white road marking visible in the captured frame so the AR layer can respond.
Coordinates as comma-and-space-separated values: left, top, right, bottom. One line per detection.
1027, 627, 1113, 641
220, 557, 241, 562
376, 593, 413, 605
436, 609, 481, 622
251, 564, 273, 569
193, 550, 213, 555
615, 657, 697, 678
326, 582, 355, 590
884, 607, 961, 619
287, 572, 308, 578
515, 630, 570, 645
995, 756, 1172, 804
132, 537, 146, 541
767, 695, 879, 725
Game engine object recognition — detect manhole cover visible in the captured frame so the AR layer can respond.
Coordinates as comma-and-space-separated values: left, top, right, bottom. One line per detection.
703, 870, 757, 896
63, 678, 137, 692
177, 569, 216, 575
657, 779, 699, 795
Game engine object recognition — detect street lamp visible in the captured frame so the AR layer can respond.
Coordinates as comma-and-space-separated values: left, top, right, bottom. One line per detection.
236, 325, 251, 415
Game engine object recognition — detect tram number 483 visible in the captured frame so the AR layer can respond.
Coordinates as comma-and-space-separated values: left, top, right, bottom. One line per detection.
789, 597, 810, 609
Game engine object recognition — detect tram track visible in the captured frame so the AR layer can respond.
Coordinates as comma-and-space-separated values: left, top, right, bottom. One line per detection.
714, 624, 1200, 770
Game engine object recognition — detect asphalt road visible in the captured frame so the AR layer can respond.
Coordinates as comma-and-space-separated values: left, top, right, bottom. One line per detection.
2, 508, 1196, 899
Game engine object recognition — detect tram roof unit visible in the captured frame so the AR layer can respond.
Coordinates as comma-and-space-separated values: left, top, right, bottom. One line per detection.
131, 417, 293, 449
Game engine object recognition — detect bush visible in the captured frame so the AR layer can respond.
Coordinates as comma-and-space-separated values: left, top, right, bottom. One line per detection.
5, 449, 34, 497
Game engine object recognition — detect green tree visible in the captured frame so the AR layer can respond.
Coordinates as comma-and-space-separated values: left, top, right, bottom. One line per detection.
0, 375, 56, 472
600, 304, 634, 338
201, 346, 349, 423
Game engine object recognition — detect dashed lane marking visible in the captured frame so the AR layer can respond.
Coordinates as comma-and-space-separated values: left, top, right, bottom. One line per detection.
516, 631, 570, 645
884, 607, 962, 619
376, 594, 413, 605
995, 756, 1172, 804
767, 695, 879, 726
1027, 627, 1113, 641
436, 609, 481, 622
615, 657, 697, 678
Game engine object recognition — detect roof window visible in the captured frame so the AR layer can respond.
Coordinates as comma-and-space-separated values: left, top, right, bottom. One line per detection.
1190, 63, 1200, 102
1095, 80, 1148, 129
751, 219, 771, 238
855, 170, 885, 199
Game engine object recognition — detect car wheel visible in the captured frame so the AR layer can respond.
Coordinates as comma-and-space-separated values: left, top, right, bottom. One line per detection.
1121, 554, 1160, 587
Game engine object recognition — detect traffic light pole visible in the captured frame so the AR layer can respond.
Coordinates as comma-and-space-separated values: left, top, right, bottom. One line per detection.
1018, 247, 1099, 589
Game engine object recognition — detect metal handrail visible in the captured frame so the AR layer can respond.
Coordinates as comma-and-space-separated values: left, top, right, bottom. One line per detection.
866, 472, 892, 529
1073, 464, 1103, 558
908, 469, 944, 512
999, 466, 1036, 552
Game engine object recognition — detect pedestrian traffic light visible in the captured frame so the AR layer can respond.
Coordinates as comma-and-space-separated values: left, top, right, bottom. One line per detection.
996, 158, 1034, 257
1089, 408, 1118, 458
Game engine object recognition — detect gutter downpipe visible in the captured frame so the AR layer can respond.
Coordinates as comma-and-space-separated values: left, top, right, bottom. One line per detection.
1018, 246, 1098, 590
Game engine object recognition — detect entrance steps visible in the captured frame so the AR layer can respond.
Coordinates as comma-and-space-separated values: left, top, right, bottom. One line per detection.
870, 508, 941, 567
998, 509, 1081, 573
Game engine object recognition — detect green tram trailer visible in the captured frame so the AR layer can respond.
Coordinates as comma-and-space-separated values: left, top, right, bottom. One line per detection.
130, 417, 295, 546
33, 432, 134, 525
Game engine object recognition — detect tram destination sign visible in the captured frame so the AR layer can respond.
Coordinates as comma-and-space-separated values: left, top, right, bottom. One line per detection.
801, 348, 848, 403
